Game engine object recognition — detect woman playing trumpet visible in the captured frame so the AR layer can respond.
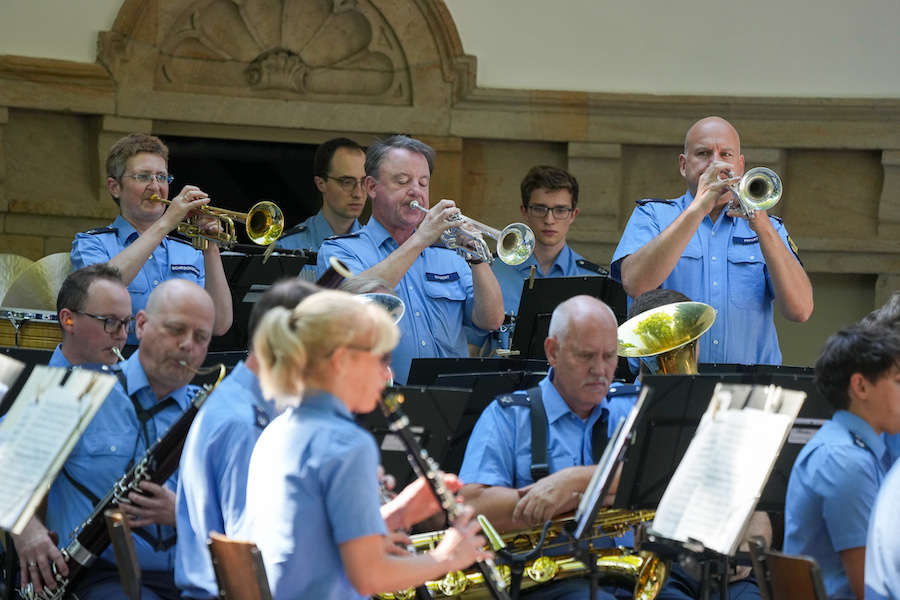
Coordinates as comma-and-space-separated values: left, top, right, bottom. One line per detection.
244, 290, 491, 599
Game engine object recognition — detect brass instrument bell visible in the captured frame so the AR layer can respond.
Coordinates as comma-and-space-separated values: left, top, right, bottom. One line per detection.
617, 301, 716, 375
150, 194, 284, 249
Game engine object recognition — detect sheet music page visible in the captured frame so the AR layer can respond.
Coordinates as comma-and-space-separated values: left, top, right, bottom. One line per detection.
650, 385, 802, 555
0, 367, 116, 533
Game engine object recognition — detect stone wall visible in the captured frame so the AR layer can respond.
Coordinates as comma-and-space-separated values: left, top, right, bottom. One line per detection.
0, 0, 898, 364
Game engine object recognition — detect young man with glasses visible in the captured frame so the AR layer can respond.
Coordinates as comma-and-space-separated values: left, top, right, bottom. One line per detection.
277, 137, 367, 252
478, 166, 606, 351
70, 133, 232, 345
50, 263, 132, 367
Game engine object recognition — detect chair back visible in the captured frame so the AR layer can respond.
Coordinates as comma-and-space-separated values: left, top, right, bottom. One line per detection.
207, 532, 272, 600
104, 509, 141, 600
748, 537, 827, 600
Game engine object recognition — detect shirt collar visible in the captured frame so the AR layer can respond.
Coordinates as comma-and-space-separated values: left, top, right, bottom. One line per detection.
833, 409, 887, 460
119, 350, 193, 411
112, 214, 142, 247
230, 361, 276, 420
300, 389, 355, 422
540, 367, 606, 426
364, 217, 398, 250
514, 243, 573, 277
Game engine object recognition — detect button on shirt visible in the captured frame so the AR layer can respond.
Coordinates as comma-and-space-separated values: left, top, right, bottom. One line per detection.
316, 217, 481, 384
611, 192, 798, 365
71, 215, 206, 345
175, 361, 275, 599
865, 459, 900, 600
245, 391, 387, 600
276, 210, 362, 251
784, 410, 890, 599
45, 350, 197, 572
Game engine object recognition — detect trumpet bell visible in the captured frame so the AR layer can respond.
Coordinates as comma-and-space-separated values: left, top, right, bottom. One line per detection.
359, 292, 406, 324
618, 301, 716, 374
497, 223, 536, 266
246, 201, 284, 245
736, 166, 782, 213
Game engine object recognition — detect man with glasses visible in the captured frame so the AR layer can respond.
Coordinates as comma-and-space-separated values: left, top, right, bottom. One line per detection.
50, 263, 132, 367
70, 133, 232, 345
479, 166, 606, 351
13, 279, 216, 600
277, 137, 367, 252
316, 135, 504, 384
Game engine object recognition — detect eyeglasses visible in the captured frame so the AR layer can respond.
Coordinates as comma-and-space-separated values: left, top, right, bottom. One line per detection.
73, 311, 133, 334
123, 172, 175, 185
526, 204, 574, 219
346, 346, 392, 366
324, 175, 366, 193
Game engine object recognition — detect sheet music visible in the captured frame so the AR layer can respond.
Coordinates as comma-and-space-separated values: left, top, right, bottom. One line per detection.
650, 384, 804, 555
0, 366, 116, 534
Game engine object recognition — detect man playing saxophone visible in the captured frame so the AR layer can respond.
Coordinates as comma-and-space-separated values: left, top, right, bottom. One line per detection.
12, 280, 215, 600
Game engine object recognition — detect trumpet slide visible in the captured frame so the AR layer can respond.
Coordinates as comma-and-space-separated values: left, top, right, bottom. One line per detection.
410, 200, 534, 266
150, 194, 284, 250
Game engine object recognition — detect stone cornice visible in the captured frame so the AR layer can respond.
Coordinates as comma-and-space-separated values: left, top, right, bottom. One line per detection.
0, 55, 115, 113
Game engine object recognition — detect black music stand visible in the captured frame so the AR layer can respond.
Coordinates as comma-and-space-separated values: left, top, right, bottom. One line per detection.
406, 357, 549, 386
509, 276, 629, 378
357, 385, 470, 490
209, 250, 313, 351
614, 373, 829, 515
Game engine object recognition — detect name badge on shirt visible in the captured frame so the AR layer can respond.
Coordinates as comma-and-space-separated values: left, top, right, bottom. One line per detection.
425, 272, 460, 282
732, 235, 759, 245
171, 264, 201, 277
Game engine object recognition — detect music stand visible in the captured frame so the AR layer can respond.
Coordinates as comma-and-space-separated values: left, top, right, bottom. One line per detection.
406, 357, 549, 386
357, 385, 470, 490
699, 364, 814, 377
614, 373, 829, 514
209, 250, 313, 351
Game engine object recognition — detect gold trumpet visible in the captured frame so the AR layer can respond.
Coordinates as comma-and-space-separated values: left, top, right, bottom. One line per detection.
150, 194, 284, 250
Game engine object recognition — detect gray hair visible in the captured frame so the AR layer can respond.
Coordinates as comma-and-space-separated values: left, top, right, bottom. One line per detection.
365, 135, 435, 179
548, 295, 616, 342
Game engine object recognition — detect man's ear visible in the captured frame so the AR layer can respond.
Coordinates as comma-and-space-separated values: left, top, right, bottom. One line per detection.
544, 336, 559, 367
134, 310, 148, 341
520, 205, 528, 219
106, 177, 122, 202
314, 176, 327, 194
678, 154, 687, 178
59, 308, 75, 331
848, 372, 870, 404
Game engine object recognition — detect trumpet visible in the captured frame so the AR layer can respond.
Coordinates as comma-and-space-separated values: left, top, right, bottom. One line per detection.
410, 200, 535, 266
150, 194, 284, 250
724, 167, 782, 219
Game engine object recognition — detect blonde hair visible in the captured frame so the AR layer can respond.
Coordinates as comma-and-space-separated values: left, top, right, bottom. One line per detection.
252, 290, 399, 408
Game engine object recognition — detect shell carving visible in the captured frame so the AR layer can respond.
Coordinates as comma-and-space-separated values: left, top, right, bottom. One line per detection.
157, 0, 409, 101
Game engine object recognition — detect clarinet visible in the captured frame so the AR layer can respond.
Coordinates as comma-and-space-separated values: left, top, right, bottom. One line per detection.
378, 392, 511, 600
21, 366, 226, 600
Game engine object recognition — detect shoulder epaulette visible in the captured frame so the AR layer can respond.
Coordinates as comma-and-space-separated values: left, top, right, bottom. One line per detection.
82, 226, 117, 235
324, 231, 361, 241
165, 233, 195, 246
768, 214, 784, 224
575, 258, 609, 276
607, 383, 640, 397
636, 198, 675, 206
497, 390, 531, 408
281, 223, 308, 236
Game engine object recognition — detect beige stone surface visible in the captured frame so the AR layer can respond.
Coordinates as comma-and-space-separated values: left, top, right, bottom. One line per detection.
0, 234, 44, 261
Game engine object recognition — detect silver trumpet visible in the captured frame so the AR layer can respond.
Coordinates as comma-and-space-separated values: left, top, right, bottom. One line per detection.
725, 167, 782, 218
410, 200, 535, 265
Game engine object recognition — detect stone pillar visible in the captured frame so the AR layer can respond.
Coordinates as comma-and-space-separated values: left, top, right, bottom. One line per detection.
0, 106, 7, 215
878, 150, 900, 238
566, 142, 622, 241
422, 135, 463, 211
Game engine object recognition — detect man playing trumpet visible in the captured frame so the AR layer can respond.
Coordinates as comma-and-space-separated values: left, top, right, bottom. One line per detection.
71, 133, 232, 344
611, 116, 812, 366
316, 135, 503, 384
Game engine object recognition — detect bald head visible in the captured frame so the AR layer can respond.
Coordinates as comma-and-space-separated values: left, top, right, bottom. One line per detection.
684, 116, 740, 153
548, 295, 616, 343
145, 279, 214, 318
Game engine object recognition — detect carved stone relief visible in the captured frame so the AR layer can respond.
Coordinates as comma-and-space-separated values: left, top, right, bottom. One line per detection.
154, 0, 411, 103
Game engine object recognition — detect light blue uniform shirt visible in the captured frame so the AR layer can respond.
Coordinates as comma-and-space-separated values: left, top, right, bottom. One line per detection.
71, 215, 206, 345
459, 370, 637, 548
276, 210, 362, 251
784, 410, 891, 599
45, 350, 197, 573
48, 344, 71, 367
611, 191, 801, 365
245, 391, 387, 600
175, 362, 275, 598
884, 432, 900, 466
317, 217, 482, 384
470, 243, 603, 350
865, 459, 900, 600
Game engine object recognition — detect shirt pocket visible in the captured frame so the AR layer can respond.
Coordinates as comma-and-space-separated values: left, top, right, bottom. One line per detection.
423, 274, 468, 303
128, 269, 150, 295
67, 432, 136, 493
727, 244, 767, 309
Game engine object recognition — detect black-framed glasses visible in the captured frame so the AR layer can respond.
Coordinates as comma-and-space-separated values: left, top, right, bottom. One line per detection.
123, 172, 175, 185
73, 311, 133, 334
526, 204, 575, 219
324, 175, 366, 193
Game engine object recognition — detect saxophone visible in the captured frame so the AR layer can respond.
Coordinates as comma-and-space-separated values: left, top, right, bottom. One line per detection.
19, 365, 226, 600
375, 509, 666, 600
